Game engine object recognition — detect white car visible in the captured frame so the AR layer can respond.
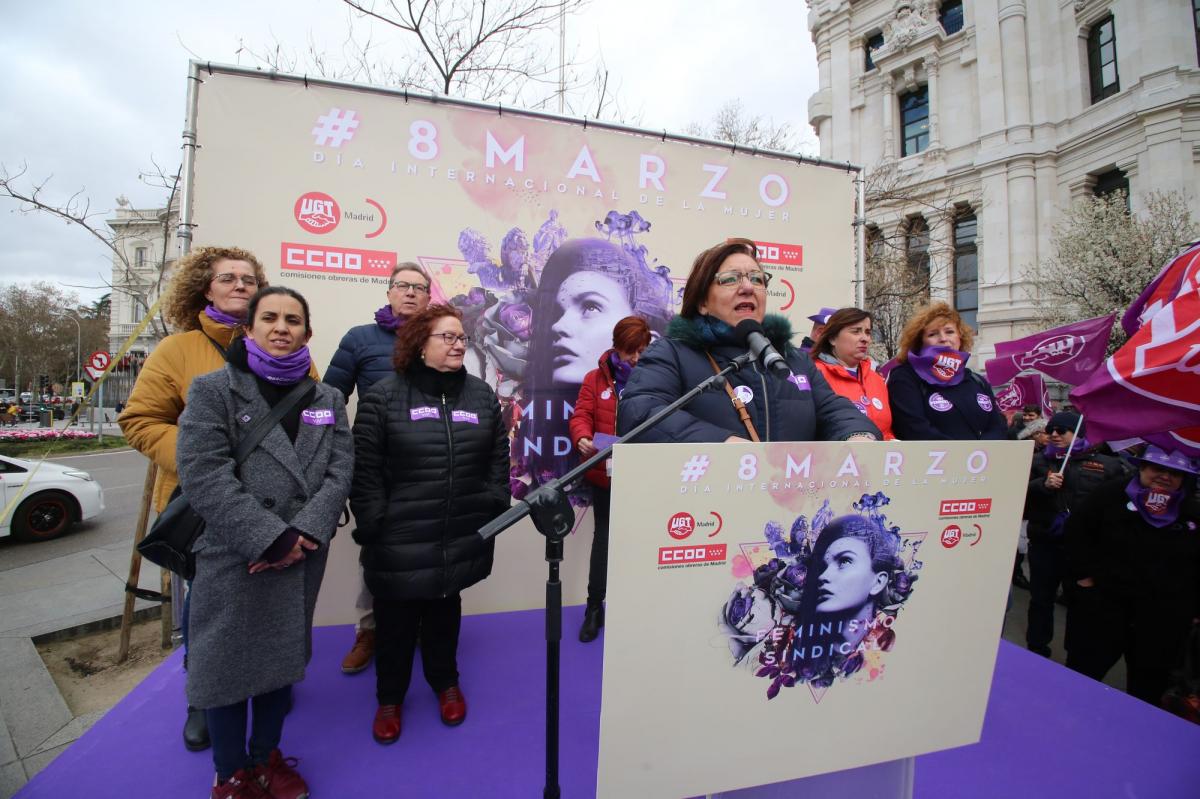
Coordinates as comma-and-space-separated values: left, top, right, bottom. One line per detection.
0, 454, 105, 542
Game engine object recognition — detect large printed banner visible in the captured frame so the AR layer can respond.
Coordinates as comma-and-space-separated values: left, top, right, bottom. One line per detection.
598, 440, 1030, 797
190, 66, 857, 617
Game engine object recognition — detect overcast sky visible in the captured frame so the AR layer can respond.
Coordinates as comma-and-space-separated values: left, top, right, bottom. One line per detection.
0, 0, 819, 303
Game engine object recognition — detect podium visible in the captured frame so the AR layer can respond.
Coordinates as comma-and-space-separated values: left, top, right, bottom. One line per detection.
596, 440, 1030, 798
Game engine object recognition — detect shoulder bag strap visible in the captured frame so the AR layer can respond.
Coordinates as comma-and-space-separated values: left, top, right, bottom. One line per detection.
233, 378, 316, 465
202, 332, 229, 359
706, 352, 760, 442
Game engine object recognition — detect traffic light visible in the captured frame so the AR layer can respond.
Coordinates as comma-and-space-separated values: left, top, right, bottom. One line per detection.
38, 375, 50, 395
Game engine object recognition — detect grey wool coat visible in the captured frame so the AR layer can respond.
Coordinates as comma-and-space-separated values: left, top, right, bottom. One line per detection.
176, 365, 354, 709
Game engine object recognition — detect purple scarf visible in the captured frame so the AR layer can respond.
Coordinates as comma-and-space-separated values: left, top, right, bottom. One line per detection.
244, 337, 312, 385
204, 304, 243, 327
1124, 477, 1184, 528
1043, 437, 1092, 460
609, 352, 634, 397
375, 305, 404, 332
908, 345, 970, 386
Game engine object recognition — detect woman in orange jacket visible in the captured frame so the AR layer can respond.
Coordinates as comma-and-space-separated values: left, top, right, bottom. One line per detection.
811, 308, 895, 440
568, 316, 652, 642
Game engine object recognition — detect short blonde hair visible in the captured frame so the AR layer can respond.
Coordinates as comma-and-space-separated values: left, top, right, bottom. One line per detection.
162, 246, 267, 331
897, 301, 975, 362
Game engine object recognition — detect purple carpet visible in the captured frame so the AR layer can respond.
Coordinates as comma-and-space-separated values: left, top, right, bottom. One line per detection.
17, 607, 1200, 798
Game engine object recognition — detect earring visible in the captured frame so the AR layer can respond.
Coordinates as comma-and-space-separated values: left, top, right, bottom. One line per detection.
420, 351, 425, 361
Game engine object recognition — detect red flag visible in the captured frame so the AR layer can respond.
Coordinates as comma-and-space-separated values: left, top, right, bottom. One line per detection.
1070, 273, 1200, 442
1122, 241, 1200, 337
985, 314, 1115, 386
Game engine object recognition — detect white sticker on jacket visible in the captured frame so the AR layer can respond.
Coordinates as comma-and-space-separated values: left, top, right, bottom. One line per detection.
872, 396, 884, 411
600, 388, 613, 400
734, 385, 754, 404
928, 393, 953, 412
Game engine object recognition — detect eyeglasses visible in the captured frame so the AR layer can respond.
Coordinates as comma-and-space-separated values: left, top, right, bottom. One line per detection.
390, 281, 431, 294
713, 270, 772, 288
1046, 426, 1071, 435
429, 332, 470, 346
212, 273, 259, 287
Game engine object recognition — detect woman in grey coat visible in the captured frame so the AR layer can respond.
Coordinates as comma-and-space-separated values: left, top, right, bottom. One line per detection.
178, 286, 353, 799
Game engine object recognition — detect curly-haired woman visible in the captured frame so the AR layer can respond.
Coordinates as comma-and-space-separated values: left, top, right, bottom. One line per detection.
350, 305, 511, 744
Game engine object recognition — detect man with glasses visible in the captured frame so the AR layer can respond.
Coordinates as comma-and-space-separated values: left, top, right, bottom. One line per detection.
324, 262, 433, 675
1024, 410, 1127, 658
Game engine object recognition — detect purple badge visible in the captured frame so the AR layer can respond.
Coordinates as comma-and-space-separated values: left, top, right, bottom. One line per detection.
410, 406, 441, 421
787, 372, 811, 392
928, 393, 953, 412
975, 393, 993, 412
301, 408, 336, 426
452, 410, 480, 425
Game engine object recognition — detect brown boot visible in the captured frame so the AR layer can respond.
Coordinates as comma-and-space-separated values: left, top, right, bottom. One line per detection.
341, 629, 375, 674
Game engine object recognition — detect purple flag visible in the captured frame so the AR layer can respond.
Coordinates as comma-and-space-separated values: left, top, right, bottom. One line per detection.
1121, 241, 1200, 337
995, 374, 1052, 416
985, 313, 1116, 387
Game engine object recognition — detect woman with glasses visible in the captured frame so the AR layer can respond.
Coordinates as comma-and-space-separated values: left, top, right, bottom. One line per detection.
324, 262, 434, 676
618, 238, 877, 444
349, 305, 511, 744
121, 246, 288, 754
811, 308, 895, 440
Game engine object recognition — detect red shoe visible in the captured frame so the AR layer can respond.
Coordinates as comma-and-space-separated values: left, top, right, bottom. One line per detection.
210, 768, 270, 799
373, 704, 402, 744
437, 686, 467, 726
256, 749, 309, 799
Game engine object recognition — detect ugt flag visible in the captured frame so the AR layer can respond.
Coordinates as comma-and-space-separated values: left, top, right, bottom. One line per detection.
1070, 246, 1200, 442
995, 373, 1053, 417
984, 313, 1115, 387
1121, 241, 1200, 337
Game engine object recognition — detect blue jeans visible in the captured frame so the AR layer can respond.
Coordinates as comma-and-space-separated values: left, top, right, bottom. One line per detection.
205, 684, 291, 779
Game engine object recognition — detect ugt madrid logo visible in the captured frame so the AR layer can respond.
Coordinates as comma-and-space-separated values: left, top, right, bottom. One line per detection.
294, 191, 340, 234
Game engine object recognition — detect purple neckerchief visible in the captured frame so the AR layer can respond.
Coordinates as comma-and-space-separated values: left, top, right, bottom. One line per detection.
1043, 437, 1091, 460
244, 337, 312, 385
1124, 477, 1184, 528
374, 305, 406, 332
609, 351, 634, 397
204, 304, 244, 327
908, 346, 970, 386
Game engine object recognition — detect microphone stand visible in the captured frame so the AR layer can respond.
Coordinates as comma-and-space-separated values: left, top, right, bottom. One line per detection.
479, 352, 752, 799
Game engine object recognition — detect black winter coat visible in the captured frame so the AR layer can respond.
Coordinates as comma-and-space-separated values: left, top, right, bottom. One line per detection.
617, 315, 879, 443
886, 361, 1007, 441
1025, 449, 1128, 540
324, 322, 397, 400
350, 363, 511, 600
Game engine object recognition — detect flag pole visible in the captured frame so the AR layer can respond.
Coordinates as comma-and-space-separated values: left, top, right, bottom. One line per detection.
1057, 414, 1086, 474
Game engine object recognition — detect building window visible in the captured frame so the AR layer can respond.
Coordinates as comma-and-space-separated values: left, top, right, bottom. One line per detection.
940, 1, 964, 35
906, 217, 931, 297
953, 211, 978, 330
1092, 167, 1130, 211
1087, 15, 1119, 103
132, 302, 145, 324
900, 87, 929, 157
135, 247, 148, 267
864, 32, 884, 71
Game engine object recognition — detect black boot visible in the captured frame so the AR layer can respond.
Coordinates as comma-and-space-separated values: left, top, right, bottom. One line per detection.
579, 601, 605, 643
183, 705, 210, 752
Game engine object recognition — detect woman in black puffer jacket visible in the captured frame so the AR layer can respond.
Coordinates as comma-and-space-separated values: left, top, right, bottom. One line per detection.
350, 304, 510, 745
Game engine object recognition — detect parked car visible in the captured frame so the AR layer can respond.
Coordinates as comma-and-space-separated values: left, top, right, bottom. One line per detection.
0, 454, 105, 542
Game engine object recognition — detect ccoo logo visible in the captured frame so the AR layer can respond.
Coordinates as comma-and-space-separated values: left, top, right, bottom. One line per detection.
295, 191, 341, 234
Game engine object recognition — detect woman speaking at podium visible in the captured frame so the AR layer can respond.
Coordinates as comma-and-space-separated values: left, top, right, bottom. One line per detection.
617, 238, 878, 444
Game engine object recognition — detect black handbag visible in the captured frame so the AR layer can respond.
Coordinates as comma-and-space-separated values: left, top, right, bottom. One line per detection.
137, 378, 316, 579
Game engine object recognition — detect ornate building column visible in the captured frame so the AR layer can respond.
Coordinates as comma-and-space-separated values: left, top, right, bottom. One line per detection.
881, 73, 895, 162
925, 53, 943, 157
998, 0, 1032, 142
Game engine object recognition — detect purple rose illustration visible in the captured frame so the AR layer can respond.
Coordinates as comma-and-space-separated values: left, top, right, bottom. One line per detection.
752, 558, 784, 590
719, 585, 778, 663
770, 561, 808, 614
497, 301, 533, 341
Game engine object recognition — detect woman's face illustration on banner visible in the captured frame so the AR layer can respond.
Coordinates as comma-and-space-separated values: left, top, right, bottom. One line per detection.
814, 536, 887, 617
549, 271, 634, 384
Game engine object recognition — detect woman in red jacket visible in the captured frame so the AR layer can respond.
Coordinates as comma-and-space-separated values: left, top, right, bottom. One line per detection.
811, 308, 895, 440
569, 316, 652, 642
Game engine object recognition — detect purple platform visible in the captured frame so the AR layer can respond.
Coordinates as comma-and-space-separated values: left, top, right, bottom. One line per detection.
17, 607, 1200, 798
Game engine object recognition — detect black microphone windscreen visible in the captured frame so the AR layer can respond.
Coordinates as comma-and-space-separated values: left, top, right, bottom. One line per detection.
734, 319, 766, 343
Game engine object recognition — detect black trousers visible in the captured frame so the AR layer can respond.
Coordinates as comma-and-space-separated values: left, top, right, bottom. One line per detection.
206, 684, 291, 779
588, 486, 611, 604
1025, 536, 1066, 655
374, 594, 461, 706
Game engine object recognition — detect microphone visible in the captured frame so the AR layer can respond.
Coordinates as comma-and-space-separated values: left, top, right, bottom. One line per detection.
735, 319, 792, 376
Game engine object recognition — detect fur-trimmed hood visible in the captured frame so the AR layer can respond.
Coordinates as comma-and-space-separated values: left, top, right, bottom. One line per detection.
665, 313, 796, 352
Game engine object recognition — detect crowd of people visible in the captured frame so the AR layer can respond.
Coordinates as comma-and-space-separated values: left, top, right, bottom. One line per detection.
117, 238, 1198, 799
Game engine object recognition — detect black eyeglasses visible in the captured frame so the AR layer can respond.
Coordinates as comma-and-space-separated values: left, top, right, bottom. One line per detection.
429, 332, 470, 346
390, 281, 430, 294
212, 273, 259, 287
1046, 426, 1071, 435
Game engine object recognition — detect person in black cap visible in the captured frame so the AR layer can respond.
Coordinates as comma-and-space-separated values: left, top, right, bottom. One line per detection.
1024, 410, 1128, 657
1064, 445, 1200, 705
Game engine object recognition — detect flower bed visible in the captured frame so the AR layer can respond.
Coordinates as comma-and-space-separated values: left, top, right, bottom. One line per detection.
0, 429, 98, 443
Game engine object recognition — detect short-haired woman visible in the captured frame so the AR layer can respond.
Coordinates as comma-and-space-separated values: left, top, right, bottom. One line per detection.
568, 315, 653, 642
886, 301, 1006, 441
350, 305, 512, 745
618, 238, 878, 443
811, 308, 894, 440
177, 286, 353, 799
